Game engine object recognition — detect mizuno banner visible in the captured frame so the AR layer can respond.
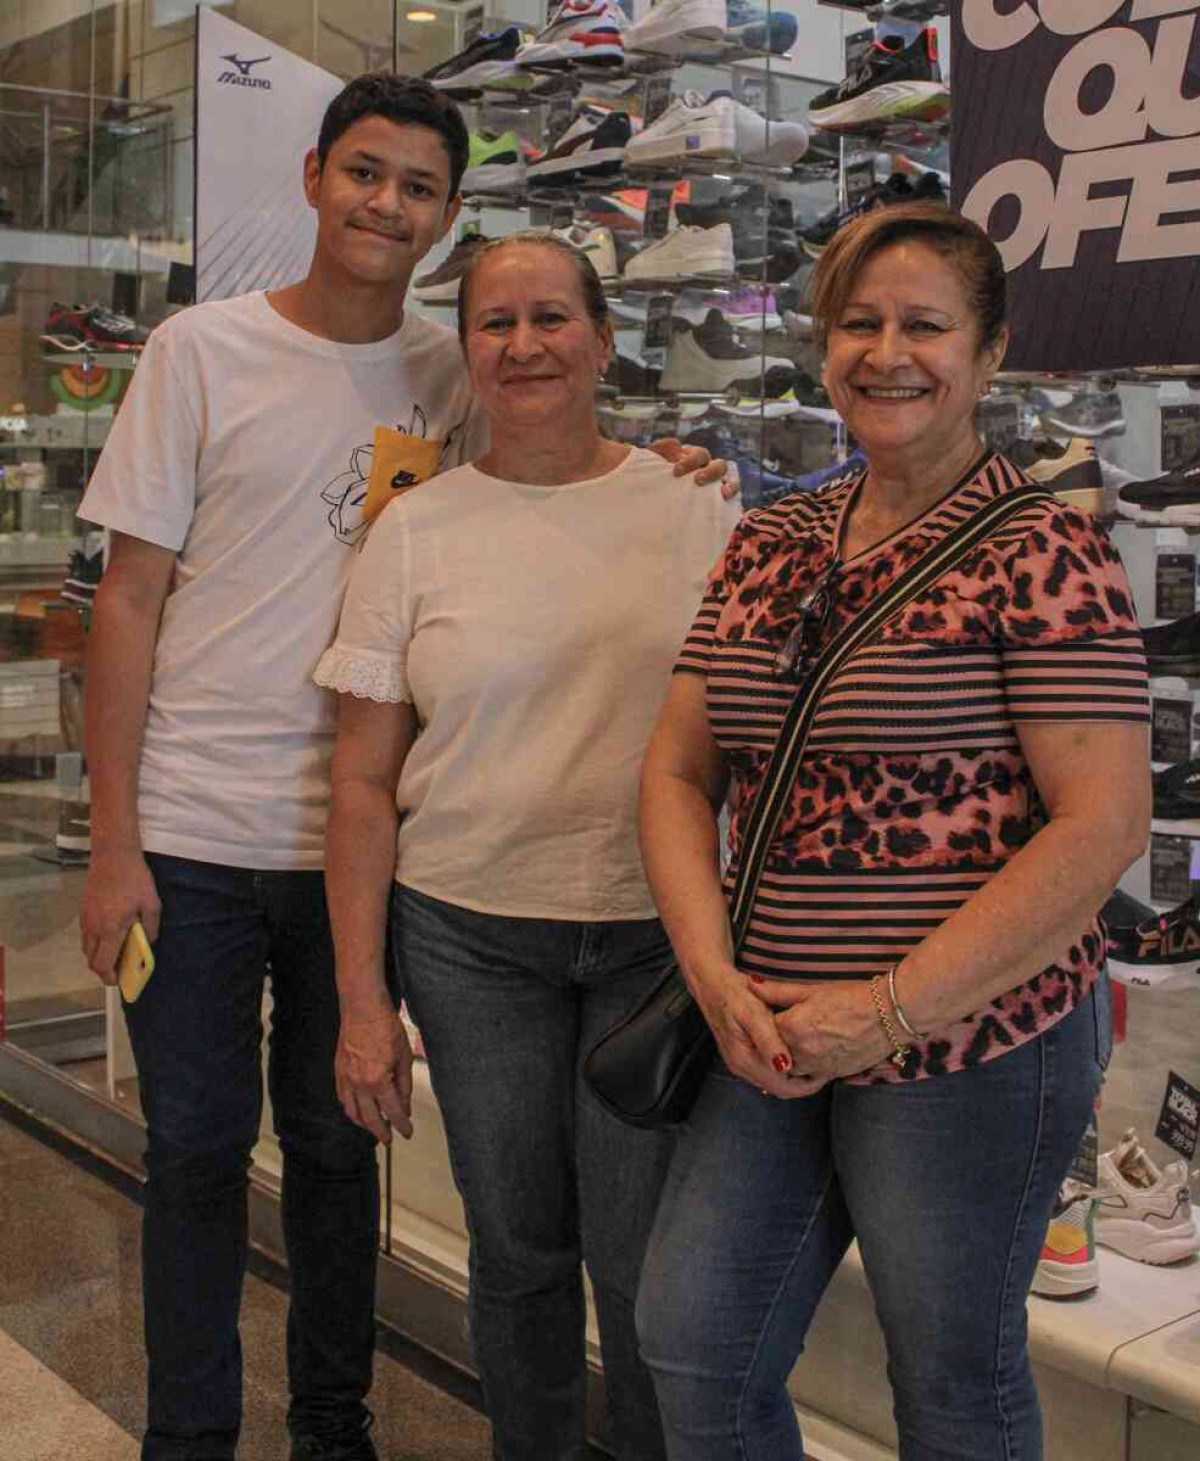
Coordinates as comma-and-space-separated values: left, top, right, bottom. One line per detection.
952, 2, 1200, 372
196, 10, 341, 302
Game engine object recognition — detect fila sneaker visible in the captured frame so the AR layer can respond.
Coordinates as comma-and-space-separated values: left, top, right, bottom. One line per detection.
1031, 1180, 1099, 1298
623, 90, 806, 169
516, 0, 625, 69
623, 223, 735, 284
1117, 455, 1200, 526
1105, 893, 1200, 989
1094, 1130, 1200, 1265
624, 0, 725, 56
809, 28, 949, 132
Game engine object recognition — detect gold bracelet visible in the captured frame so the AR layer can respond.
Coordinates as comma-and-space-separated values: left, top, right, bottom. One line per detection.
869, 975, 914, 1073
887, 963, 929, 1041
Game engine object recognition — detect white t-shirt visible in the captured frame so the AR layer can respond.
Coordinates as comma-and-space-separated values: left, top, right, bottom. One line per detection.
314, 447, 738, 921
79, 291, 485, 869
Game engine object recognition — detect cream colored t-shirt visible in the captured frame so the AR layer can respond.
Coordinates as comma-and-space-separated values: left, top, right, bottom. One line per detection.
314, 446, 738, 920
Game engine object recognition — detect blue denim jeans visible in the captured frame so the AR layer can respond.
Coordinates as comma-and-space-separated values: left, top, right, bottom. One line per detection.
637, 977, 1112, 1461
125, 854, 393, 1460
392, 884, 674, 1461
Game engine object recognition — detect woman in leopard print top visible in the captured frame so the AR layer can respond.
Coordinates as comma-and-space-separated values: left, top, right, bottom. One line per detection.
636, 203, 1150, 1461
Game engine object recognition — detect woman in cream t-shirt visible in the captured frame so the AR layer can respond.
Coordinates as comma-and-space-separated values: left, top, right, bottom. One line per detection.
314, 232, 736, 1461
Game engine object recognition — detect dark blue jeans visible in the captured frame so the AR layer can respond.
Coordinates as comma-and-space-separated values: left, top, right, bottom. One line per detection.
637, 978, 1112, 1461
392, 884, 674, 1461
125, 854, 392, 1460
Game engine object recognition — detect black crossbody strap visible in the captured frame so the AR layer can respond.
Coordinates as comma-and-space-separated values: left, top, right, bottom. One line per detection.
728, 484, 1055, 949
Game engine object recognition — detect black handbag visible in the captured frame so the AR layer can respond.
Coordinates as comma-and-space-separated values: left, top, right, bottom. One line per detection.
584, 480, 1053, 1129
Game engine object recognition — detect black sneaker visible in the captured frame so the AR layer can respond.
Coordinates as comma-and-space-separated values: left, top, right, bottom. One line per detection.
83, 303, 149, 350
290, 1425, 378, 1461
1142, 611, 1200, 677
1106, 893, 1200, 989
1117, 457, 1200, 520
800, 171, 945, 258
1154, 759, 1200, 834
808, 28, 948, 132
1100, 886, 1157, 936
423, 26, 525, 97
526, 105, 632, 185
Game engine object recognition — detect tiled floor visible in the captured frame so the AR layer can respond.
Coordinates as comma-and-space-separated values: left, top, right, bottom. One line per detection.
0, 1110, 496, 1460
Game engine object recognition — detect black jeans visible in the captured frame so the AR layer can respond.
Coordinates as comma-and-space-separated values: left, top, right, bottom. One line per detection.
125, 853, 392, 1460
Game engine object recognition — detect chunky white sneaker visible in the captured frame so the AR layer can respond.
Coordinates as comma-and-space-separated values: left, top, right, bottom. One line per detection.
624, 223, 734, 284
552, 222, 618, 281
623, 90, 807, 168
1094, 1129, 1200, 1265
517, 0, 625, 68
1031, 1179, 1099, 1299
625, 0, 726, 56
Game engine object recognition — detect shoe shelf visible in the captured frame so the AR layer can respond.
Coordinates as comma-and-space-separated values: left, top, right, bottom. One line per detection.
815, 115, 949, 152
501, 39, 788, 89
41, 348, 141, 371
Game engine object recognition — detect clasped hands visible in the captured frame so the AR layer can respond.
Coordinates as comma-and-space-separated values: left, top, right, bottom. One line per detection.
691, 963, 895, 1099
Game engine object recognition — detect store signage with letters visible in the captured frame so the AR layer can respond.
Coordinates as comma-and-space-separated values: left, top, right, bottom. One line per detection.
952, 1, 1200, 370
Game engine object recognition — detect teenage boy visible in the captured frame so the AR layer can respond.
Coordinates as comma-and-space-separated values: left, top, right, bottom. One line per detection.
79, 73, 717, 1461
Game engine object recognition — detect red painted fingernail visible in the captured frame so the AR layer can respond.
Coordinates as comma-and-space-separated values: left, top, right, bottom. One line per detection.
749, 973, 766, 984
772, 1053, 791, 1073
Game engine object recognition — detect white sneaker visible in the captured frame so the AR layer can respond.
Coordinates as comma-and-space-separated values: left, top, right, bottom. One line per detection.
625, 0, 726, 56
660, 310, 794, 393
552, 222, 618, 281
1031, 1179, 1099, 1299
624, 224, 734, 284
1094, 1129, 1200, 1265
517, 0, 625, 68
623, 90, 808, 168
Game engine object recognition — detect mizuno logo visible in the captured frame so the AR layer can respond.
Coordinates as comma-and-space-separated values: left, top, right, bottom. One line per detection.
217, 53, 273, 89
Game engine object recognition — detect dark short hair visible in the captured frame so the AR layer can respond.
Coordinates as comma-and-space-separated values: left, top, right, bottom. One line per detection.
810, 201, 1008, 352
316, 73, 469, 200
455, 231, 610, 347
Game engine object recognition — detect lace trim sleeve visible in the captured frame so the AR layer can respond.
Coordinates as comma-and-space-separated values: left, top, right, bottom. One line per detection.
312, 644, 411, 703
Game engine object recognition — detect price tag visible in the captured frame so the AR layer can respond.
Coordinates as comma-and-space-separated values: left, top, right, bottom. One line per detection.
1156, 552, 1197, 621
844, 158, 876, 207
642, 293, 675, 366
545, 92, 575, 147
643, 74, 673, 127
1150, 832, 1193, 906
642, 183, 674, 241
844, 26, 874, 73
1151, 694, 1193, 765
1162, 404, 1200, 472
1155, 1070, 1200, 1160
976, 396, 1022, 454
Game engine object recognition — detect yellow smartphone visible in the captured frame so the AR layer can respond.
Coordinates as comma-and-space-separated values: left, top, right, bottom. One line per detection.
117, 920, 155, 1003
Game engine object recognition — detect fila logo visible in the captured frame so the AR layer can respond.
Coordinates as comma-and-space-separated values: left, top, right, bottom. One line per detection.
217, 53, 272, 89
1137, 921, 1200, 961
